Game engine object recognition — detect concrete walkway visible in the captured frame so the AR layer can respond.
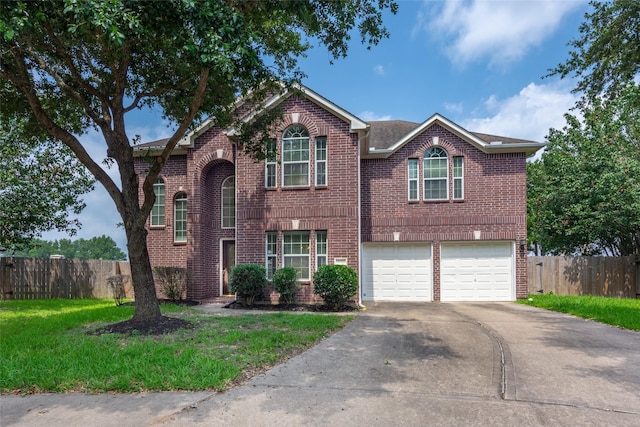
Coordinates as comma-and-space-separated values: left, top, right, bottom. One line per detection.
2, 303, 639, 426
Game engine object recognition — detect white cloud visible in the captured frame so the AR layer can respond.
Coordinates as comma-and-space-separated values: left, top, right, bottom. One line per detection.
461, 80, 578, 142
373, 64, 385, 76
359, 111, 392, 121
444, 101, 464, 114
417, 0, 586, 67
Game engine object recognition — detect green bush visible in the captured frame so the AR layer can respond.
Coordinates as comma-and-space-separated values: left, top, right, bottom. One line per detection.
272, 267, 300, 305
229, 264, 267, 306
313, 265, 358, 310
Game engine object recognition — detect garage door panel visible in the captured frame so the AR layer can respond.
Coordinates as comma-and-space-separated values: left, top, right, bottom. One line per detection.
441, 242, 514, 302
362, 244, 432, 302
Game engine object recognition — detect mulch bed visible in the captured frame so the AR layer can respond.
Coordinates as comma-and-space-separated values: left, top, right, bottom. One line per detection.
90, 316, 193, 336
224, 301, 359, 312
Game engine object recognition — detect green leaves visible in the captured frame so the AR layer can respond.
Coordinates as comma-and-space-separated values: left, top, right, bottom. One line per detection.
0, 116, 95, 250
549, 0, 640, 107
528, 85, 640, 256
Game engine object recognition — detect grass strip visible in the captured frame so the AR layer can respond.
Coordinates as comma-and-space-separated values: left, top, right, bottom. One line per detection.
518, 294, 640, 331
0, 299, 353, 393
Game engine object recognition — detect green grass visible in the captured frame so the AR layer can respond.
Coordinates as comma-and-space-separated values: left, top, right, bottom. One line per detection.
0, 299, 353, 394
518, 294, 640, 331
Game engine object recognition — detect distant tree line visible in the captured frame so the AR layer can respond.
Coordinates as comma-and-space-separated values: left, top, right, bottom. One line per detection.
8, 235, 126, 260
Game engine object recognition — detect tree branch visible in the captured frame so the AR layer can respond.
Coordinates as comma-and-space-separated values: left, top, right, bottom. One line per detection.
136, 67, 211, 229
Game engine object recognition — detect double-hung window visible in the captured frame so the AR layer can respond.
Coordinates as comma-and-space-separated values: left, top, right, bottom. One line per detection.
174, 192, 187, 242
315, 137, 327, 186
266, 232, 277, 280
408, 159, 419, 201
221, 176, 235, 229
423, 147, 449, 200
151, 178, 165, 226
453, 157, 464, 200
316, 231, 327, 270
282, 125, 310, 187
283, 231, 310, 280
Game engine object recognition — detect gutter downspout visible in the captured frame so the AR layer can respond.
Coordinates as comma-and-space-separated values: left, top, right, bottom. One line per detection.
357, 129, 366, 310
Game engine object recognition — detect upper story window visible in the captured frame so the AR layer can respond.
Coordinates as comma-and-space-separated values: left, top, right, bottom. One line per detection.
453, 157, 464, 200
151, 178, 165, 226
282, 125, 310, 187
423, 147, 449, 200
315, 137, 327, 186
409, 147, 465, 202
221, 176, 235, 229
265, 139, 277, 188
174, 192, 187, 242
408, 159, 419, 201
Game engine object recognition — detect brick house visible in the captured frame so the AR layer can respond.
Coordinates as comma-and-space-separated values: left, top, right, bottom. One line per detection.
134, 85, 544, 303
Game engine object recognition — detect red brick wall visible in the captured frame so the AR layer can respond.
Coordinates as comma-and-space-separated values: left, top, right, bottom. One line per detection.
361, 124, 528, 300
236, 95, 360, 303
135, 155, 189, 298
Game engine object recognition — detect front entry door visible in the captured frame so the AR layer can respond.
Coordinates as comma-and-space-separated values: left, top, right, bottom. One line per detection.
222, 240, 235, 295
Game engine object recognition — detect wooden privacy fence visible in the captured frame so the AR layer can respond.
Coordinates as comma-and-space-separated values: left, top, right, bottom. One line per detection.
528, 256, 640, 298
0, 257, 131, 300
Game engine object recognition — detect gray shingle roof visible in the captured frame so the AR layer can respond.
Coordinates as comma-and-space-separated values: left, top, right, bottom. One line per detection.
368, 120, 421, 150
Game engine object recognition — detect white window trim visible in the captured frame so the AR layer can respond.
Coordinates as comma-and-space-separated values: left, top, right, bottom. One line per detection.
221, 176, 235, 229
453, 156, 464, 200
173, 192, 187, 243
316, 230, 327, 271
266, 232, 277, 280
408, 159, 419, 201
423, 147, 449, 201
315, 137, 327, 187
151, 178, 165, 226
283, 231, 310, 281
265, 140, 277, 188
282, 126, 310, 187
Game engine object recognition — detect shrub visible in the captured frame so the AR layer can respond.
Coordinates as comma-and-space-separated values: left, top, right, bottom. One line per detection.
272, 267, 300, 305
313, 265, 358, 310
229, 264, 267, 306
153, 266, 189, 302
107, 274, 129, 306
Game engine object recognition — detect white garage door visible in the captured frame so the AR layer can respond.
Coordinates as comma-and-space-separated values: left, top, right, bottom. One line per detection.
362, 244, 432, 301
440, 242, 514, 302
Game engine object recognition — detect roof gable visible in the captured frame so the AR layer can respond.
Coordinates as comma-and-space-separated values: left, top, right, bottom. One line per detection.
365, 113, 545, 158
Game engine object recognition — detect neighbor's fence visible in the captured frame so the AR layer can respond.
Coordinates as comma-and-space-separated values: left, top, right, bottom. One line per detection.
0, 257, 132, 300
528, 256, 640, 298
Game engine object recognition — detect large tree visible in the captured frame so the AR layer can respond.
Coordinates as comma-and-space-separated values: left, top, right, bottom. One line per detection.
0, 0, 397, 323
532, 0, 640, 256
10, 235, 126, 260
0, 115, 94, 250
549, 0, 640, 107
527, 85, 640, 256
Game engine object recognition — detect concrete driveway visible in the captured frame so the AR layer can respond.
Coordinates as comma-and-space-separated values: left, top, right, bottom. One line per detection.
2, 303, 639, 426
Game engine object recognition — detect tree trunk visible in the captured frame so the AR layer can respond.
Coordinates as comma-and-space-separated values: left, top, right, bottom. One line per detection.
126, 223, 162, 321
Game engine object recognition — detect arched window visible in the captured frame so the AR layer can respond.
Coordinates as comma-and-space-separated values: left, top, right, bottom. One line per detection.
151, 178, 165, 226
282, 125, 310, 187
221, 176, 235, 229
174, 192, 187, 242
423, 147, 448, 200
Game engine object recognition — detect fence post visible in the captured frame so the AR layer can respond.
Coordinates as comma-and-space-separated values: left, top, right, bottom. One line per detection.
1, 257, 13, 300
636, 256, 640, 298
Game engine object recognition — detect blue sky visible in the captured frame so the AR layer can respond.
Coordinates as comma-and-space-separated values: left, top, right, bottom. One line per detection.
42, 0, 590, 253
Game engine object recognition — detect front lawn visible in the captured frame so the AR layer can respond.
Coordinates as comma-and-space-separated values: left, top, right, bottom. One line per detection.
0, 299, 353, 394
518, 294, 640, 331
